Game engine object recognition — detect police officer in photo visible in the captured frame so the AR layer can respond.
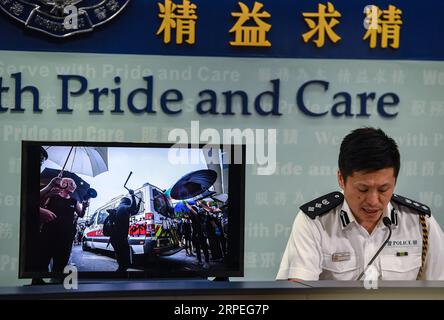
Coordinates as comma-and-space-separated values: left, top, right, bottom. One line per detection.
276, 127, 444, 281
110, 190, 140, 272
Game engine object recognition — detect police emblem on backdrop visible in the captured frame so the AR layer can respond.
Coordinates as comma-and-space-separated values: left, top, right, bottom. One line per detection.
0, 0, 131, 37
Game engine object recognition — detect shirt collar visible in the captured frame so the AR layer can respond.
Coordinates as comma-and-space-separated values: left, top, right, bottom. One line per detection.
378, 201, 398, 229
339, 199, 398, 230
339, 200, 355, 229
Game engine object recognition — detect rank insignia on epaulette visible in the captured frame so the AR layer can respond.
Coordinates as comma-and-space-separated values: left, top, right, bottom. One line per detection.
391, 194, 431, 217
300, 191, 344, 219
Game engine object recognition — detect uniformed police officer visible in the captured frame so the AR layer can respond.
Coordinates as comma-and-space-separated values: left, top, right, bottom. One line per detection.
110, 190, 140, 272
276, 127, 444, 281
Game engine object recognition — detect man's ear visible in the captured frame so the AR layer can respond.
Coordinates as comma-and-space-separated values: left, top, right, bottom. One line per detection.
337, 170, 345, 190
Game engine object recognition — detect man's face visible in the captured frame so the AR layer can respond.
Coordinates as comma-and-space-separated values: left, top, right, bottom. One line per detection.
337, 168, 396, 226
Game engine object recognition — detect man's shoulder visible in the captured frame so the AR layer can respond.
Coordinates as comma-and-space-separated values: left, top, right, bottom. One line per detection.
300, 191, 344, 220
391, 194, 431, 217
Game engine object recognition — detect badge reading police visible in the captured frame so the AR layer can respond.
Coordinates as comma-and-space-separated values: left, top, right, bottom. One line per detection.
0, 0, 131, 37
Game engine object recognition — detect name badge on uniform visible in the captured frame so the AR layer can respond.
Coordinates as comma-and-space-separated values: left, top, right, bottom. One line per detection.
332, 252, 351, 262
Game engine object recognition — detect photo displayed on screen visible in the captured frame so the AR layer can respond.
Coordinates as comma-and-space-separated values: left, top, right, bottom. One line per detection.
29, 144, 237, 276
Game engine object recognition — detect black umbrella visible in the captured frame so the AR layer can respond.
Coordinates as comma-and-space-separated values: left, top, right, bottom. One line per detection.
170, 169, 218, 200
40, 168, 95, 202
192, 189, 217, 201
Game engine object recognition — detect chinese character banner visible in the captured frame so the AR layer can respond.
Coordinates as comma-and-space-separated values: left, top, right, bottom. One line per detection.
0, 0, 442, 60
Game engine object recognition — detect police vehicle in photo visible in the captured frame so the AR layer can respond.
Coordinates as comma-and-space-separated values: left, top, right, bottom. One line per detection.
82, 182, 179, 262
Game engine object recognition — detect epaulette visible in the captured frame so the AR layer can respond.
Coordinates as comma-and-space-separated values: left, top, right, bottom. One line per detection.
300, 191, 344, 220
391, 194, 431, 217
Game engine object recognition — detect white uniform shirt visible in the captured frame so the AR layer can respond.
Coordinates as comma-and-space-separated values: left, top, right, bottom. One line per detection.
276, 198, 444, 280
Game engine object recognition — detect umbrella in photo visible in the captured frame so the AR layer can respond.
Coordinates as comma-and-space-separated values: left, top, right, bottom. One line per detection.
170, 169, 218, 200
40, 168, 92, 202
189, 189, 216, 202
164, 188, 172, 198
44, 146, 108, 177
211, 193, 228, 204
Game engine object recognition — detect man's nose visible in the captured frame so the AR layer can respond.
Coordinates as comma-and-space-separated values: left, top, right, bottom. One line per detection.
366, 191, 380, 206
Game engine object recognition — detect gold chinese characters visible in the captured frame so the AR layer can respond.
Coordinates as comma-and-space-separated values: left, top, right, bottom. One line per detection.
155, 1, 403, 49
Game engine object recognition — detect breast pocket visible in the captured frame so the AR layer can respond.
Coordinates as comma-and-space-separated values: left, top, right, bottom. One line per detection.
380, 253, 421, 280
321, 253, 358, 280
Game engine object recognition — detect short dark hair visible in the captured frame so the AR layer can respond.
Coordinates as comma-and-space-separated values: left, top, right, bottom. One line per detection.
338, 127, 400, 181
120, 197, 131, 205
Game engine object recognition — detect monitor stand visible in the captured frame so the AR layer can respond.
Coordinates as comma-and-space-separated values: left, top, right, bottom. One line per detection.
29, 277, 63, 286
30, 278, 46, 285
212, 277, 230, 282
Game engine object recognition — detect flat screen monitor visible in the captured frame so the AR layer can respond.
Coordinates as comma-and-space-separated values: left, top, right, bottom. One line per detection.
19, 141, 245, 280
